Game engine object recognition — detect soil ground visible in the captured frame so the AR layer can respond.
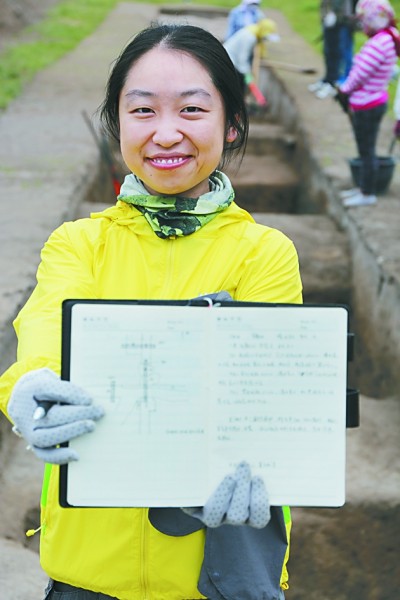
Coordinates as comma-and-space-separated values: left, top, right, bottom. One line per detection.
0, 0, 61, 51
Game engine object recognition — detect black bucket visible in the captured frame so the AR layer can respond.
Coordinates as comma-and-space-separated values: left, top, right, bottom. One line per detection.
348, 156, 396, 194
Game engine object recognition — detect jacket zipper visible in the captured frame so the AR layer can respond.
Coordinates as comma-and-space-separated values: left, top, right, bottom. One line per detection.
140, 509, 149, 599
161, 236, 176, 296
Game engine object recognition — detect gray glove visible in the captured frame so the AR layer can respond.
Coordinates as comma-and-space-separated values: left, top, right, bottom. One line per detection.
192, 291, 233, 304
8, 368, 104, 464
182, 461, 270, 529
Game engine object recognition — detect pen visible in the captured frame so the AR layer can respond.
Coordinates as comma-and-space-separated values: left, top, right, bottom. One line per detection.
33, 398, 55, 421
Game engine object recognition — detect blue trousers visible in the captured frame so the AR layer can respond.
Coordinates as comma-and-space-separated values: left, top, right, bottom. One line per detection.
351, 103, 387, 195
338, 25, 354, 82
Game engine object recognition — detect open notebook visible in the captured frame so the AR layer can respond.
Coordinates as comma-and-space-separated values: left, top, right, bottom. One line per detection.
60, 300, 348, 508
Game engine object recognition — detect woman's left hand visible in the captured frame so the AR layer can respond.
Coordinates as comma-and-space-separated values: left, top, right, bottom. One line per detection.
181, 462, 270, 529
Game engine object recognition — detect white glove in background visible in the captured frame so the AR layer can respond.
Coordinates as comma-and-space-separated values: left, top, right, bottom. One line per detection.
8, 368, 104, 464
324, 11, 337, 27
266, 33, 281, 43
182, 462, 271, 529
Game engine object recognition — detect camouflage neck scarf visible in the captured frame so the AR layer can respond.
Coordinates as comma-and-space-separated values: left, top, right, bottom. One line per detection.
117, 171, 235, 239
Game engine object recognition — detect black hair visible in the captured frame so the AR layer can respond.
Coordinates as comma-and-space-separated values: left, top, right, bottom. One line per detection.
99, 23, 248, 168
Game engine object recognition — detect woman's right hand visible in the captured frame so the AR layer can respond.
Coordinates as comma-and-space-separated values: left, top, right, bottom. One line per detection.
8, 368, 104, 464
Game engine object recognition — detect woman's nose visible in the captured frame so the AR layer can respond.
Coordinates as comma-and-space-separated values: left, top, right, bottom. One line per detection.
152, 118, 184, 147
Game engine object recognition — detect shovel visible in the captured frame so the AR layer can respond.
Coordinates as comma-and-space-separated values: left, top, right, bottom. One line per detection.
388, 134, 398, 155
247, 81, 268, 107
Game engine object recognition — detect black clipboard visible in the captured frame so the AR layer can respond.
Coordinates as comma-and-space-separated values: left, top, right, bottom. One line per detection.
60, 299, 352, 509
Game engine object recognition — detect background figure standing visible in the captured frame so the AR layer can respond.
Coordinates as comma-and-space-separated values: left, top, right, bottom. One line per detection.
336, 0, 400, 207
225, 0, 265, 40
309, 0, 358, 99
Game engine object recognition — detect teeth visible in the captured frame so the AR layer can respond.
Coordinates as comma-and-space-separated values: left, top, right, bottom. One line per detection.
153, 157, 185, 165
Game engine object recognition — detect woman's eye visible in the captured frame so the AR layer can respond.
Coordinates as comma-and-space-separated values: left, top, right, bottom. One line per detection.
132, 107, 154, 114
182, 106, 203, 113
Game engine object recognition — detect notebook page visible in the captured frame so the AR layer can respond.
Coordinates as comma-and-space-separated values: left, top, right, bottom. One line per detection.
208, 306, 347, 507
66, 303, 211, 507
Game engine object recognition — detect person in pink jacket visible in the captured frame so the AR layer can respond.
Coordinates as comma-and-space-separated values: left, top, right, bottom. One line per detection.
336, 0, 400, 207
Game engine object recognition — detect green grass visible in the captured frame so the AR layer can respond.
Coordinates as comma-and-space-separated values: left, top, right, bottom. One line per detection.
0, 0, 120, 108
263, 0, 321, 46
1, 0, 399, 109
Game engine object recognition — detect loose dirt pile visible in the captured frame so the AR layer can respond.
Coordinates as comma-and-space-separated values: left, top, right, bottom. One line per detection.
0, 0, 61, 51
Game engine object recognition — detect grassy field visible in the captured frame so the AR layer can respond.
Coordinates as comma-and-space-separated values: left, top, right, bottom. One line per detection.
0, 0, 399, 109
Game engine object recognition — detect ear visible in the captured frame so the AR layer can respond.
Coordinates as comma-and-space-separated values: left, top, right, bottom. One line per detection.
226, 126, 238, 143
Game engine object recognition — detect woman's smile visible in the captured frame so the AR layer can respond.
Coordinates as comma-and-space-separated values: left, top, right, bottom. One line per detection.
147, 154, 191, 169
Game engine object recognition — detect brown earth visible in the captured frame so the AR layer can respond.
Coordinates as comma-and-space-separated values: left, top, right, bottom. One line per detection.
0, 0, 61, 51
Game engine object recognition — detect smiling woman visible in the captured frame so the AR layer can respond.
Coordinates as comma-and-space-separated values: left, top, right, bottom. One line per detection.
1, 22, 303, 600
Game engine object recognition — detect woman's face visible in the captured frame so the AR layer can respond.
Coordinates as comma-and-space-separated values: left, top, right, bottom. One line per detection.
118, 46, 235, 197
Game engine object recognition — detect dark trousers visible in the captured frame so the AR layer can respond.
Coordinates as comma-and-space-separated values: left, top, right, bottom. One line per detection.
323, 24, 343, 84
44, 579, 209, 599
351, 103, 387, 194
44, 580, 118, 599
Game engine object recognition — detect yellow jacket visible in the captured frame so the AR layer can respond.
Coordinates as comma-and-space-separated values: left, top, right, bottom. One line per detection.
0, 199, 302, 599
